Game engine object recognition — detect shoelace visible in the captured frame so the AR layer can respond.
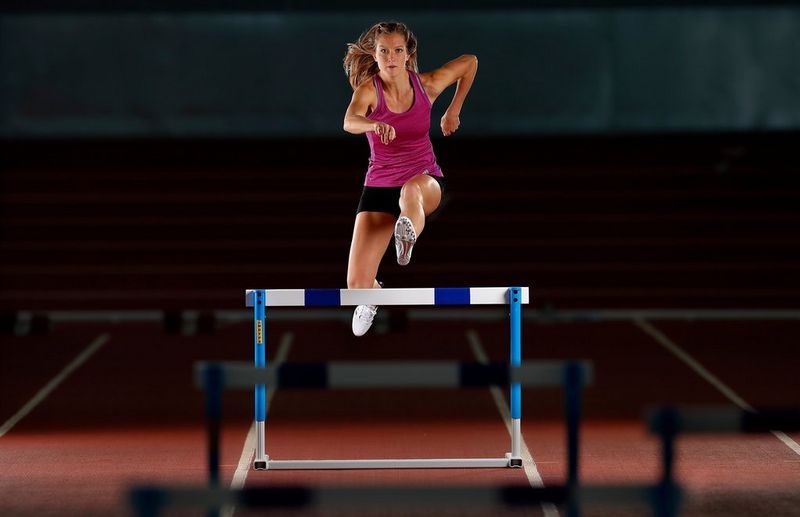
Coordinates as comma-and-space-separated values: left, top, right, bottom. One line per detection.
358, 307, 376, 320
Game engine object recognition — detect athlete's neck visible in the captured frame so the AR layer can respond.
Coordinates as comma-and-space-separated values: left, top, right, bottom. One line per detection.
379, 69, 411, 95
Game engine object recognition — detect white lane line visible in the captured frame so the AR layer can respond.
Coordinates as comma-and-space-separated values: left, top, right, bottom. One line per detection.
772, 431, 800, 456
222, 331, 294, 517
634, 319, 750, 409
466, 330, 560, 517
227, 422, 258, 492
0, 333, 110, 438
634, 318, 800, 456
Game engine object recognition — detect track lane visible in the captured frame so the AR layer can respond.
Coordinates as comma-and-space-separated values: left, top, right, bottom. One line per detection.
2, 317, 798, 516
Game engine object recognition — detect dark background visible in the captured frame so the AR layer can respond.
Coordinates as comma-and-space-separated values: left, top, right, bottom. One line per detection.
2, 0, 799, 313
1, 6, 799, 516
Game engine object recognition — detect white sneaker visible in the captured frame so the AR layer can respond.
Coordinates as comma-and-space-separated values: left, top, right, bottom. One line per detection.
352, 304, 378, 336
394, 216, 417, 266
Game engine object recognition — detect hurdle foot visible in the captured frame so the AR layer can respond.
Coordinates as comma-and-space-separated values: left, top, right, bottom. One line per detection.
506, 453, 523, 468
253, 458, 268, 470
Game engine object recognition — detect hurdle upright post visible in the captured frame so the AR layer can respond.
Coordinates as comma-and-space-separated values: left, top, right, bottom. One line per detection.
253, 289, 268, 469
508, 287, 523, 467
204, 364, 223, 487
564, 362, 583, 517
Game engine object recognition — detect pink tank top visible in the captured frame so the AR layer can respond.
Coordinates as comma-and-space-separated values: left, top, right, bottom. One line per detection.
364, 70, 443, 187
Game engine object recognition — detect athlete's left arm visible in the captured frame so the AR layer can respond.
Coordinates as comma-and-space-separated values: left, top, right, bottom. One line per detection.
420, 54, 478, 136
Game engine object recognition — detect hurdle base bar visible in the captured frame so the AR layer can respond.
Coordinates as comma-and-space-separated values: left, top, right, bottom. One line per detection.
260, 458, 512, 470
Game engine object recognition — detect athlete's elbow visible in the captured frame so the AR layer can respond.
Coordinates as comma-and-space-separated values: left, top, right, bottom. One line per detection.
462, 54, 478, 67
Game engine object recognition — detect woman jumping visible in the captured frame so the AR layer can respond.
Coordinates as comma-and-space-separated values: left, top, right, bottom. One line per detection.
343, 21, 477, 336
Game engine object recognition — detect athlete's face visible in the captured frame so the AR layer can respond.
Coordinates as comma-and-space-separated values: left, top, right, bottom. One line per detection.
374, 33, 409, 75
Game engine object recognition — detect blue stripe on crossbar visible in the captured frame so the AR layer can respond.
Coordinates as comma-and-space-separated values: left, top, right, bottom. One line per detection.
304, 289, 341, 306
434, 288, 470, 305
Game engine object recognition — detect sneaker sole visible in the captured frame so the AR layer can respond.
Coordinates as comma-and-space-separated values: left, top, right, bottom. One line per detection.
394, 217, 416, 266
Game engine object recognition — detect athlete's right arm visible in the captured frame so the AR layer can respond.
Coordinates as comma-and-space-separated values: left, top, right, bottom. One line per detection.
343, 82, 395, 144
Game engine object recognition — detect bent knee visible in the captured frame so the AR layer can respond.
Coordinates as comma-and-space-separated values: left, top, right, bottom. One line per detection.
400, 182, 423, 203
347, 273, 375, 289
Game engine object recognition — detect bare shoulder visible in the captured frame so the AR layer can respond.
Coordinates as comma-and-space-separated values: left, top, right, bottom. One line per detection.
345, 76, 379, 116
353, 77, 378, 107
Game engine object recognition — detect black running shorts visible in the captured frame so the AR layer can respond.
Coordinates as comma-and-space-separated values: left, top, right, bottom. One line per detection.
356, 175, 446, 217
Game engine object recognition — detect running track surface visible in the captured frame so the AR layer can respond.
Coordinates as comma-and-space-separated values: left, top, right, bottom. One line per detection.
1, 317, 799, 516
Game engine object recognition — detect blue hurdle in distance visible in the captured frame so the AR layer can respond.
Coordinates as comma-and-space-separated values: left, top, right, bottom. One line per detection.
245, 287, 530, 471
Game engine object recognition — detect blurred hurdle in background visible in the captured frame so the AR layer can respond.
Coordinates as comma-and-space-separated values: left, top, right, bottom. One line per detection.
134, 362, 725, 516
195, 359, 592, 485
244, 286, 531, 471
134, 397, 800, 516
130, 482, 681, 517
647, 406, 800, 517
134, 359, 593, 516
130, 483, 573, 516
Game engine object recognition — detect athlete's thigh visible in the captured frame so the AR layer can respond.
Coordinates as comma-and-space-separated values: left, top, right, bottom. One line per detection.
347, 211, 396, 276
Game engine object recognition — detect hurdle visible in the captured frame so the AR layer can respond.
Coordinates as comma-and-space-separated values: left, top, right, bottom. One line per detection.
130, 482, 675, 517
647, 406, 800, 517
649, 407, 800, 483
241, 286, 540, 470
130, 483, 571, 516
194, 359, 592, 513
198, 359, 591, 471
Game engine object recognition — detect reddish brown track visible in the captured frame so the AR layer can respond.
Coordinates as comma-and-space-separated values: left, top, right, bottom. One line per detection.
1, 319, 799, 516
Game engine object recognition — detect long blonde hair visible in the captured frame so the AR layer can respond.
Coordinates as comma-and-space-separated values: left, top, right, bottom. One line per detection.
343, 21, 419, 90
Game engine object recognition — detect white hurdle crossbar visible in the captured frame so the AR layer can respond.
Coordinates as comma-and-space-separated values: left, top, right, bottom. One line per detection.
245, 287, 529, 307
245, 287, 530, 470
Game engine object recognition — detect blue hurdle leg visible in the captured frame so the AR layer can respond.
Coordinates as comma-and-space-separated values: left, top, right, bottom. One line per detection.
508, 287, 523, 467
254, 290, 268, 469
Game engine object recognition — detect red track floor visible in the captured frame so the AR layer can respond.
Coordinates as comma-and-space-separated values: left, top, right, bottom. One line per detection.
1, 317, 799, 516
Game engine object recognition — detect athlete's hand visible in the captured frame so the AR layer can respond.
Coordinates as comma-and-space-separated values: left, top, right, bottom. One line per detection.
441, 111, 460, 136
373, 122, 396, 145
